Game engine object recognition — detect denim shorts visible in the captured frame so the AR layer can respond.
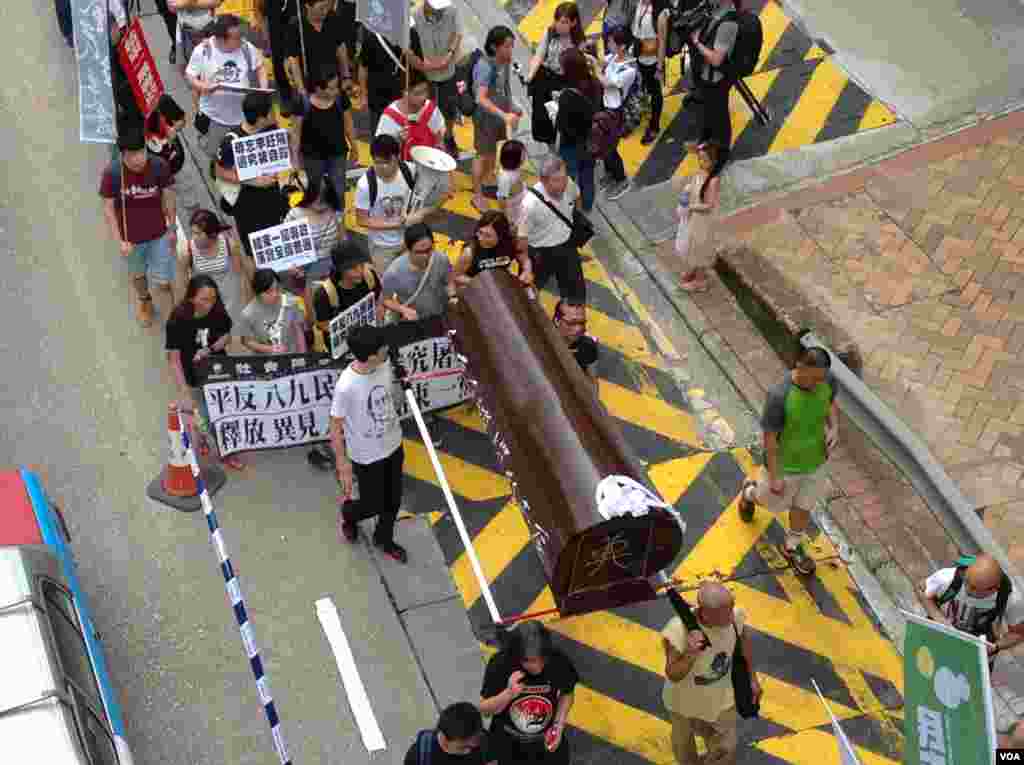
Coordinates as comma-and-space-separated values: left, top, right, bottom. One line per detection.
122, 233, 175, 285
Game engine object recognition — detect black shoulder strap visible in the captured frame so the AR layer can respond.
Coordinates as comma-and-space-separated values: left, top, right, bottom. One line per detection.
416, 729, 433, 765
937, 566, 967, 606
398, 160, 415, 190
528, 187, 574, 230
367, 168, 378, 207
995, 574, 1013, 620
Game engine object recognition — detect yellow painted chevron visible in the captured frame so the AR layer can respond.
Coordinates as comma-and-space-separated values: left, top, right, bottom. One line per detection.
805, 44, 828, 61
768, 58, 848, 153
519, 0, 564, 44
859, 99, 898, 131
599, 381, 702, 446
619, 90, 688, 177
756, 2, 792, 72
757, 728, 901, 765
649, 453, 715, 503
402, 439, 508, 501
535, 291, 661, 366
451, 500, 529, 610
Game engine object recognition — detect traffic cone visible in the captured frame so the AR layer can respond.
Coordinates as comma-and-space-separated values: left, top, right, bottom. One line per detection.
147, 402, 226, 512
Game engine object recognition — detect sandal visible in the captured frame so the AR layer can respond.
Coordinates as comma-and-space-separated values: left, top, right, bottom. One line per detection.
779, 538, 816, 575
680, 279, 709, 293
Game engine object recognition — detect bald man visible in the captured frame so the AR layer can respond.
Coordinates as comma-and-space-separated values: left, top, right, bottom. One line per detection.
661, 582, 760, 765
922, 554, 1024, 667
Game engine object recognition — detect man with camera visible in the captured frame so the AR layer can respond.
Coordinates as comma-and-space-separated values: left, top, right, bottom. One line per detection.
686, 0, 739, 158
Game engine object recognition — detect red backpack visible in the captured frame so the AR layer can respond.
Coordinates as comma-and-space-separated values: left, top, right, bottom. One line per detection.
382, 100, 440, 160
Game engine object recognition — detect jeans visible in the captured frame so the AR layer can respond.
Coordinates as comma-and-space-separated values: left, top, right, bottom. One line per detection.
121, 234, 176, 285
529, 241, 586, 303
302, 154, 348, 214
638, 61, 663, 131
604, 144, 627, 183
342, 445, 404, 545
689, 82, 733, 156
559, 142, 596, 213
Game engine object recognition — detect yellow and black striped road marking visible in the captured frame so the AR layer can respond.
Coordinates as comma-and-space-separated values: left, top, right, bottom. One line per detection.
505, 0, 898, 188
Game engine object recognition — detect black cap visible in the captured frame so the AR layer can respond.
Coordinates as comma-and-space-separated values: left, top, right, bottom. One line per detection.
331, 241, 371, 274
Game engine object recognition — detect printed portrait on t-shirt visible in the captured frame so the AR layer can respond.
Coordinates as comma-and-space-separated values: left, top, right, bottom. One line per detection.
196, 327, 211, 348
365, 384, 395, 437
378, 193, 406, 221
215, 59, 242, 85
693, 651, 731, 686
261, 316, 284, 345
508, 693, 553, 735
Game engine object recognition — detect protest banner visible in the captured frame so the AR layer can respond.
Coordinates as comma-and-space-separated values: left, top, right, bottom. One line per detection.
197, 337, 470, 456
357, 0, 410, 49
329, 293, 377, 360
903, 611, 995, 765
249, 220, 318, 272
232, 129, 293, 181
117, 17, 165, 116
73, 0, 118, 143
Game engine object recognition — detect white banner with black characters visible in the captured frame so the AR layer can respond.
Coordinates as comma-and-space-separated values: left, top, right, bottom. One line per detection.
233, 128, 292, 181
197, 340, 469, 456
329, 293, 377, 359
249, 220, 317, 272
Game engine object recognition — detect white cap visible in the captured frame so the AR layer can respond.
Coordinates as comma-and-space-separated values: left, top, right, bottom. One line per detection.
426, 0, 452, 9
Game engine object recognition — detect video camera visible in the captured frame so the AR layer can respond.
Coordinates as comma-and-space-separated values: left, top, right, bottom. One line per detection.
671, 0, 718, 38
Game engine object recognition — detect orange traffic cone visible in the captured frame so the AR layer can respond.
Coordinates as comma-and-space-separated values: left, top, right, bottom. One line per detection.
163, 403, 198, 497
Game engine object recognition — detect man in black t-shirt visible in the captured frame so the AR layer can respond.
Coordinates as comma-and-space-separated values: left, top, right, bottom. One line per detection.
403, 703, 494, 765
285, 0, 354, 98
553, 299, 598, 385
359, 30, 422, 133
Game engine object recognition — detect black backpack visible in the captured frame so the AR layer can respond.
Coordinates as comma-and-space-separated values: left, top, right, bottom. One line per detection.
700, 8, 763, 82
365, 161, 416, 208
455, 49, 485, 118
936, 555, 1012, 641
664, 0, 690, 58
414, 730, 433, 765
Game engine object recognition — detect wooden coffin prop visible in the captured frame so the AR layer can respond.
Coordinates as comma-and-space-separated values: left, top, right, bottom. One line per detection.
445, 270, 684, 618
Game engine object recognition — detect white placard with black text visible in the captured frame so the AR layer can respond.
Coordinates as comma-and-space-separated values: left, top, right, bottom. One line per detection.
232, 128, 292, 181
329, 293, 377, 359
249, 220, 318, 272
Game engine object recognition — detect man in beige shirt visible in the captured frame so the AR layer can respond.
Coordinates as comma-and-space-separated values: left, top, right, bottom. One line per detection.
661, 582, 761, 764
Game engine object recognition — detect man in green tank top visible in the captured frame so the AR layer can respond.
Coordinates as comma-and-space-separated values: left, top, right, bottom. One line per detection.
738, 347, 838, 575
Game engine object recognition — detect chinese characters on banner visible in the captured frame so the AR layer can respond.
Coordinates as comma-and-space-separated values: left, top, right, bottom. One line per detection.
116, 17, 165, 116
329, 293, 377, 359
197, 338, 469, 456
232, 129, 293, 181
248, 220, 317, 272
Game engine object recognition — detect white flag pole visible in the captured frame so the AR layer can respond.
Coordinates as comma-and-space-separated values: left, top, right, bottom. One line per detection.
402, 385, 503, 626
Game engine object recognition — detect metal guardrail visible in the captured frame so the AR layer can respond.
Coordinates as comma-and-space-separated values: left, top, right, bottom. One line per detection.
800, 332, 1023, 586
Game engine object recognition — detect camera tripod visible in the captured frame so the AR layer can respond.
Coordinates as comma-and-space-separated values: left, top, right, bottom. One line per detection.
734, 77, 771, 127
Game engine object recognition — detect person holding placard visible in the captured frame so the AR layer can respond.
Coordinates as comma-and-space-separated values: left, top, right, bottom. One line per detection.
239, 269, 308, 355
185, 14, 268, 157
381, 223, 455, 325
214, 92, 291, 300
283, 175, 345, 299
176, 209, 244, 322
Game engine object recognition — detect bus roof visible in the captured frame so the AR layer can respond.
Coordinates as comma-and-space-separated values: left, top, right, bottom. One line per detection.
0, 470, 43, 547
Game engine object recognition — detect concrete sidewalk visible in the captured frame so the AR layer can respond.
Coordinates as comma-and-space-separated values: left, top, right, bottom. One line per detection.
599, 108, 1024, 732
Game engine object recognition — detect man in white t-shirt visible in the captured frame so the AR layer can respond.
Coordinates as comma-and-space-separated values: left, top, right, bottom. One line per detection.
375, 73, 446, 154
330, 324, 409, 563
185, 14, 268, 156
922, 553, 1024, 666
661, 582, 760, 765
517, 156, 584, 302
354, 134, 449, 273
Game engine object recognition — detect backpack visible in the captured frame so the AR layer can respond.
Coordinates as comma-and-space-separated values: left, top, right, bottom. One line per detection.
365, 161, 416, 208
664, 0, 689, 58
935, 555, 1013, 641
382, 100, 440, 160
310, 268, 378, 353
414, 730, 433, 765
620, 74, 644, 135
589, 109, 621, 159
455, 48, 485, 118
701, 8, 763, 82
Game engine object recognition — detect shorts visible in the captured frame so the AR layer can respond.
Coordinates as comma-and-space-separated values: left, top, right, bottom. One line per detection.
750, 463, 828, 513
430, 76, 458, 121
122, 234, 175, 285
473, 110, 507, 156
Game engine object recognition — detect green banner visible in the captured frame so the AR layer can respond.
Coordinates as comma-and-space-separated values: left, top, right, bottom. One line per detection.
903, 612, 995, 765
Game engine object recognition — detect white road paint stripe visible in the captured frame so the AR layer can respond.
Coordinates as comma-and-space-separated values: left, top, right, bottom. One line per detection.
315, 597, 387, 753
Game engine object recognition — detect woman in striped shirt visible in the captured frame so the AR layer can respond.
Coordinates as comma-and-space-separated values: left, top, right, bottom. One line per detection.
284, 173, 346, 301
176, 209, 244, 321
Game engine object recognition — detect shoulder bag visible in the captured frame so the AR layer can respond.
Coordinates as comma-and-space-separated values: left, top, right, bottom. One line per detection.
384, 252, 438, 324
527, 187, 594, 250
731, 620, 760, 718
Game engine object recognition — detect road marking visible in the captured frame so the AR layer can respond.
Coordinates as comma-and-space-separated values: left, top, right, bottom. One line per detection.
403, 440, 509, 502
768, 57, 848, 153
756, 727, 900, 764
450, 500, 529, 610
598, 382, 702, 447
756, 2, 792, 72
519, 0, 565, 43
315, 598, 386, 753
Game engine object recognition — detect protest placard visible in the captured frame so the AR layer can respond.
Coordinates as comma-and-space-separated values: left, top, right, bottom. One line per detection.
329, 293, 377, 359
232, 129, 293, 181
117, 17, 165, 116
198, 337, 470, 456
248, 220, 318, 272
357, 0, 410, 49
73, 0, 117, 143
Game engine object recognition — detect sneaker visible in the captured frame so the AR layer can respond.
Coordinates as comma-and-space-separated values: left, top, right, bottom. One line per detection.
136, 296, 154, 327
375, 540, 408, 564
606, 179, 631, 201
307, 446, 335, 471
780, 537, 816, 575
445, 135, 459, 157
641, 127, 659, 145
338, 514, 358, 543
738, 479, 757, 522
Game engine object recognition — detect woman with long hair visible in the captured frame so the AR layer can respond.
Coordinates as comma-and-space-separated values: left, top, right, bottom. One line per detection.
454, 210, 532, 287
480, 621, 579, 765
526, 2, 584, 148
557, 47, 602, 213
632, 0, 669, 145
145, 94, 187, 177
165, 274, 245, 470
673, 141, 724, 292
594, 26, 637, 199
176, 208, 244, 320
283, 173, 346, 304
